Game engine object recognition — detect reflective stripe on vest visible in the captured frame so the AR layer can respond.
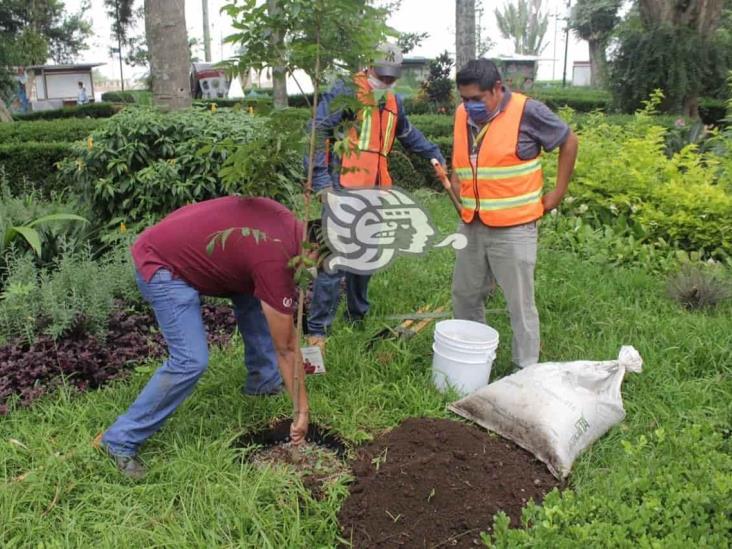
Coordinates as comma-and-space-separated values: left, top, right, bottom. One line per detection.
340, 73, 399, 188
452, 93, 544, 227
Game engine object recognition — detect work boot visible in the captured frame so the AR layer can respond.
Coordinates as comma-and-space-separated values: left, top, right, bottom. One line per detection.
306, 335, 326, 357
92, 432, 146, 480
107, 452, 147, 480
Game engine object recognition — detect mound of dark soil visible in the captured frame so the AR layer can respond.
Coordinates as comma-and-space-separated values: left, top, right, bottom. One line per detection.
338, 417, 559, 548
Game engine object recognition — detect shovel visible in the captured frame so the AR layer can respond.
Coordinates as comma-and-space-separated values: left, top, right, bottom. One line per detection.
366, 305, 447, 350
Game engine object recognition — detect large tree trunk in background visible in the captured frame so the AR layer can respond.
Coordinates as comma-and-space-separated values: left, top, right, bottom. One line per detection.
267, 0, 288, 109
588, 39, 607, 88
638, 0, 724, 119
456, 0, 476, 72
145, 0, 192, 111
638, 0, 724, 35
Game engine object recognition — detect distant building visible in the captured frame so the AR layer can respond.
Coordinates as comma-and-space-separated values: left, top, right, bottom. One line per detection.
493, 55, 540, 91
401, 56, 432, 88
572, 61, 592, 87
26, 63, 103, 111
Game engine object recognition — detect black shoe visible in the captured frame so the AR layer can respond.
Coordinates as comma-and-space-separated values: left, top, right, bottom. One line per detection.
105, 449, 146, 480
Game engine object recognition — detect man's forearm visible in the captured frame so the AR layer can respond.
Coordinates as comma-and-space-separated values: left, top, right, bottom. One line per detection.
450, 170, 460, 198
276, 348, 309, 413
555, 131, 578, 196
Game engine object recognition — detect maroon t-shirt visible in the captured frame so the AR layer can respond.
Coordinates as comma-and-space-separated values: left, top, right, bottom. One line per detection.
132, 196, 303, 315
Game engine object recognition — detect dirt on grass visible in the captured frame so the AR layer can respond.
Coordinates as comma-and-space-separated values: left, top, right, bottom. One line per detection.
240, 420, 351, 500
338, 417, 559, 548
251, 442, 351, 499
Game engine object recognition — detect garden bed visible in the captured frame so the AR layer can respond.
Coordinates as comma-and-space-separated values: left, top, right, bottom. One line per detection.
338, 417, 559, 548
0, 302, 236, 415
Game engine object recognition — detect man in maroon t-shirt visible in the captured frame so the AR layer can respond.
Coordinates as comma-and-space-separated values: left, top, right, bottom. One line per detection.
100, 196, 316, 479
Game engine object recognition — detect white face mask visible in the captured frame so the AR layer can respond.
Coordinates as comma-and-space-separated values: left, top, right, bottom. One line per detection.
368, 74, 394, 91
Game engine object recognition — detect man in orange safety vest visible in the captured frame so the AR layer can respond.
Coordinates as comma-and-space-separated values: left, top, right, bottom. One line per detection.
450, 59, 578, 369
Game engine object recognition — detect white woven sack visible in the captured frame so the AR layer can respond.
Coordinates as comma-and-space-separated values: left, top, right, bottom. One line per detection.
448, 346, 643, 479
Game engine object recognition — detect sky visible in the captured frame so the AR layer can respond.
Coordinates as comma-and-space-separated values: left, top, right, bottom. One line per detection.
65, 0, 588, 88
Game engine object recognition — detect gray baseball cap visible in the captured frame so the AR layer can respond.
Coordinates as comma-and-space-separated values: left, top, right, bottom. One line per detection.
373, 42, 403, 78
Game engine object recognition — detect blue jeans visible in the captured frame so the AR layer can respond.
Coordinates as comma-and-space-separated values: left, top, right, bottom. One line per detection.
102, 269, 281, 457
307, 269, 370, 336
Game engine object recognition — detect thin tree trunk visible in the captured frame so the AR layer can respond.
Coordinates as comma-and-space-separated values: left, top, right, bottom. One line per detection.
0, 101, 12, 123
202, 0, 212, 62
456, 0, 476, 72
683, 95, 699, 119
267, 0, 288, 109
588, 39, 607, 88
145, 0, 192, 111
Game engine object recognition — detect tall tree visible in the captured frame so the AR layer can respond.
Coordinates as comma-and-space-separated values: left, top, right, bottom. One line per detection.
456, 0, 476, 70
144, 0, 191, 110
495, 0, 549, 55
569, 0, 622, 88
0, 0, 91, 64
611, 0, 728, 117
0, 0, 91, 100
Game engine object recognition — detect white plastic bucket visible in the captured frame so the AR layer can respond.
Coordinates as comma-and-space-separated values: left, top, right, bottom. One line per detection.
434, 334, 495, 362
431, 319, 499, 395
434, 319, 499, 348
432, 345, 493, 395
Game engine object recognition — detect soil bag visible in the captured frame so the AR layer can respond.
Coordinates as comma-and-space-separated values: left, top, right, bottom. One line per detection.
448, 346, 643, 479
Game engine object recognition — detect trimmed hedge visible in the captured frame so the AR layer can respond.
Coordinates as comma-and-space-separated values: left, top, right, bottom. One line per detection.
390, 136, 452, 192
699, 97, 728, 126
409, 114, 453, 139
0, 118, 104, 144
13, 102, 119, 121
101, 91, 137, 103
0, 141, 74, 194
527, 87, 612, 112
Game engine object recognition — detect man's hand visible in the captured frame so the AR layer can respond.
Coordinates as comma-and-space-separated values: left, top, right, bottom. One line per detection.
545, 130, 578, 214
542, 189, 564, 213
290, 410, 309, 445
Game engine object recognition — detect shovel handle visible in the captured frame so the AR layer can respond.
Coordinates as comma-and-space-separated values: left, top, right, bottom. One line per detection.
431, 159, 462, 215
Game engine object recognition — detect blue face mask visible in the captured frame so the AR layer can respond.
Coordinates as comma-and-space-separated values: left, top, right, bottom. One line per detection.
465, 100, 492, 125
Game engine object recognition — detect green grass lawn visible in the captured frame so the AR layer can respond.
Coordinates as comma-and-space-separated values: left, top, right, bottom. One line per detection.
1, 195, 730, 547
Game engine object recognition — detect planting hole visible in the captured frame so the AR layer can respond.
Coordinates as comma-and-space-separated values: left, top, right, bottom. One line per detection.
235, 420, 350, 498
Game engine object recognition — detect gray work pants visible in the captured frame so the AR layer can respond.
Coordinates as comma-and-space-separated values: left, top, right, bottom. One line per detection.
451, 220, 540, 368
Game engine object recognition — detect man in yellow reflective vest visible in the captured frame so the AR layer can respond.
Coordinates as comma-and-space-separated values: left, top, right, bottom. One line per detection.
450, 59, 578, 368
304, 42, 446, 352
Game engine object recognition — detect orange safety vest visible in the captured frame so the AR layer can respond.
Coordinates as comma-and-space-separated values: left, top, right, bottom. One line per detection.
452, 93, 544, 227
339, 72, 399, 188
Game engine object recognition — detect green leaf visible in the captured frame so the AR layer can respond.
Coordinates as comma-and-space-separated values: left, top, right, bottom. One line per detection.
6, 226, 43, 256
220, 228, 234, 250
26, 213, 88, 228
206, 234, 219, 256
